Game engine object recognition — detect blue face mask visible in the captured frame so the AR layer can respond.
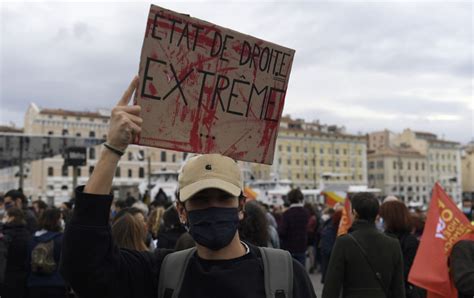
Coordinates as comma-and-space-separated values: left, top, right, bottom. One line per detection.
4, 202, 13, 210
463, 207, 472, 214
187, 207, 239, 251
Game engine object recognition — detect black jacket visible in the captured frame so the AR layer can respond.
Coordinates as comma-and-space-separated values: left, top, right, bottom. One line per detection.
322, 220, 405, 298
2, 223, 31, 298
60, 187, 317, 298
450, 240, 474, 298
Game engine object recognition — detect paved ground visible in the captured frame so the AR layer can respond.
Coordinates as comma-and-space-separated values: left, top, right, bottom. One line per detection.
309, 270, 324, 297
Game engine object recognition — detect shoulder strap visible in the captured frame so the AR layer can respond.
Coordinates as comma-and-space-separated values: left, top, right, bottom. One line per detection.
259, 247, 293, 298
347, 234, 389, 298
158, 247, 196, 298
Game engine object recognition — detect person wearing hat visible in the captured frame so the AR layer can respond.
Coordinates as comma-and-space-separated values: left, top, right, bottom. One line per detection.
59, 77, 316, 298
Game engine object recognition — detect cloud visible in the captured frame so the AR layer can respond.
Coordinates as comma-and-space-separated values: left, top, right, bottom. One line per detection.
0, 1, 472, 144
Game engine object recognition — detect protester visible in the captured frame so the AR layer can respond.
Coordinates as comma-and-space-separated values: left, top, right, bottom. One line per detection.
59, 77, 316, 298
0, 196, 5, 222
322, 192, 405, 298
410, 213, 425, 241
112, 212, 148, 251
238, 200, 270, 247
461, 198, 473, 222
4, 190, 37, 234
156, 205, 186, 249
305, 203, 317, 273
27, 208, 66, 298
1, 208, 31, 298
319, 208, 340, 283
380, 200, 425, 298
174, 232, 195, 251
113, 207, 154, 250
111, 200, 127, 220
32, 200, 48, 220
147, 207, 165, 240
450, 240, 474, 298
278, 188, 310, 266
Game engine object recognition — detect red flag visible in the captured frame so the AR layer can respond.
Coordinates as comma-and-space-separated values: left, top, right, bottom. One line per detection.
408, 183, 474, 297
337, 196, 352, 236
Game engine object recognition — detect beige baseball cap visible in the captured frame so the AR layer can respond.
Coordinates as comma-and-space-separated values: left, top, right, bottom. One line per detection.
178, 154, 243, 202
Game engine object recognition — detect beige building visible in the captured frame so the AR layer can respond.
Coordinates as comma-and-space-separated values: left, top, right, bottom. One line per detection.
15, 103, 186, 205
251, 116, 368, 189
368, 146, 429, 203
461, 142, 474, 199
368, 129, 462, 204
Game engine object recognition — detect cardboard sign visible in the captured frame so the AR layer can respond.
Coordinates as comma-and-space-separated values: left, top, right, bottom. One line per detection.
135, 4, 295, 164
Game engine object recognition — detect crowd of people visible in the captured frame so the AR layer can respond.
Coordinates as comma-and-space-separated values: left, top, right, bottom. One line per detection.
0, 77, 472, 298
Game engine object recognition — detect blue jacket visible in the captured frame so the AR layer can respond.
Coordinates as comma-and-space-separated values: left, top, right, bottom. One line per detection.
27, 230, 65, 288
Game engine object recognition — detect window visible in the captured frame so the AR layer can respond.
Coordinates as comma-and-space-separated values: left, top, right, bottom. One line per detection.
399, 162, 403, 170
278, 158, 282, 164
115, 167, 121, 177
89, 148, 96, 160
369, 161, 375, 169
161, 151, 167, 162
48, 131, 54, 135
139, 167, 145, 178
320, 160, 324, 166
128, 169, 132, 178
335, 160, 340, 167
296, 160, 300, 166
62, 129, 69, 136
89, 166, 94, 174
287, 146, 291, 152
128, 152, 133, 161
335, 149, 339, 155
320, 148, 324, 154
415, 162, 419, 171
47, 167, 54, 176
422, 163, 425, 170
287, 159, 291, 165
172, 154, 176, 163
394, 175, 397, 182
61, 185, 68, 190
76, 132, 81, 137
343, 161, 347, 167
139, 150, 145, 160
408, 176, 411, 182
89, 131, 95, 138
393, 161, 397, 170
62, 165, 68, 177
377, 161, 384, 169
408, 162, 411, 170
296, 147, 299, 153
278, 145, 282, 152
400, 176, 404, 182
76, 168, 81, 176
304, 160, 308, 166
343, 149, 347, 155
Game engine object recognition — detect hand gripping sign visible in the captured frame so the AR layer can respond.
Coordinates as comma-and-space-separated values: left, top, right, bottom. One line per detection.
134, 5, 295, 164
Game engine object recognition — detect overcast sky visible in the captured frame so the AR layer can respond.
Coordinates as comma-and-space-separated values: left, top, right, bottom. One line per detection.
1, 0, 472, 144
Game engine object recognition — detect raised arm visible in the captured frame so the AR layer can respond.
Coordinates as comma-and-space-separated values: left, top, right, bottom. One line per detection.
60, 77, 165, 298
85, 76, 142, 194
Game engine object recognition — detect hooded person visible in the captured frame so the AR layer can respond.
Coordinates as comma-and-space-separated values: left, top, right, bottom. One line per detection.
59, 77, 317, 298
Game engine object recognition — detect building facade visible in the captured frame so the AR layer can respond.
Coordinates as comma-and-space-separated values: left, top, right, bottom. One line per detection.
251, 116, 368, 190
368, 129, 462, 204
16, 103, 186, 205
461, 142, 474, 199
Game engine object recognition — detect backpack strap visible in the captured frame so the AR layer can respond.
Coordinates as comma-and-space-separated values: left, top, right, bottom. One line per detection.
347, 234, 389, 298
157, 247, 196, 298
259, 247, 293, 298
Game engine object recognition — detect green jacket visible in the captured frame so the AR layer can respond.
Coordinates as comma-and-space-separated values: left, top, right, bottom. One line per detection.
322, 220, 405, 298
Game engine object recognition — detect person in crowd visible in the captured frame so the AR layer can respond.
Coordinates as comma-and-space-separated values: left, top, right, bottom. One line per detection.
59, 202, 73, 226
59, 77, 316, 298
450, 240, 474, 298
278, 188, 310, 266
0, 196, 5, 222
262, 203, 278, 229
113, 207, 154, 250
112, 212, 148, 251
111, 199, 127, 220
461, 198, 473, 222
410, 213, 425, 241
322, 192, 405, 298
319, 208, 340, 283
32, 201, 48, 220
125, 192, 136, 208
147, 207, 165, 240
27, 208, 66, 298
271, 204, 284, 228
238, 200, 270, 247
380, 200, 425, 298
156, 205, 186, 249
305, 203, 317, 274
1, 208, 31, 298
4, 190, 37, 234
